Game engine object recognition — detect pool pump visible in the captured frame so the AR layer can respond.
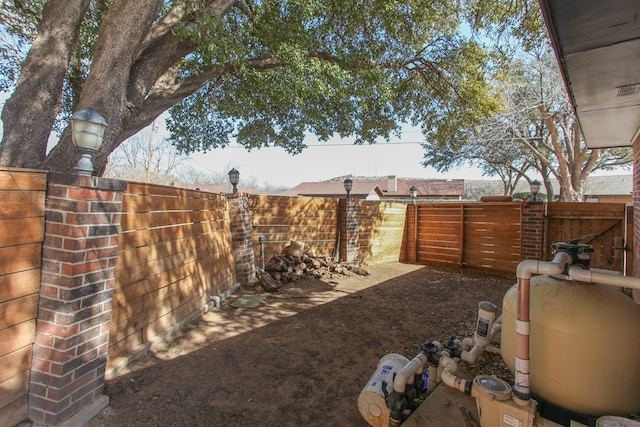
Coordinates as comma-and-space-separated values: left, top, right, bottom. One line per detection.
358, 238, 640, 427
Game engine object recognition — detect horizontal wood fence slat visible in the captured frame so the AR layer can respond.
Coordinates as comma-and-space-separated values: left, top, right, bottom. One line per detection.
0, 168, 46, 426
546, 202, 627, 271
249, 195, 339, 262
413, 202, 522, 273
109, 183, 236, 373
357, 201, 407, 265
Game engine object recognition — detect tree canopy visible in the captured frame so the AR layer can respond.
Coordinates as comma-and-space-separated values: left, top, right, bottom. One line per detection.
0, 0, 543, 175
421, 47, 632, 201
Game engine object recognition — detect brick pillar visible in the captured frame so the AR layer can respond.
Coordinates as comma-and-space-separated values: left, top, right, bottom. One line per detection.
228, 194, 256, 286
29, 173, 125, 426
521, 201, 545, 261
339, 198, 359, 264
405, 204, 418, 263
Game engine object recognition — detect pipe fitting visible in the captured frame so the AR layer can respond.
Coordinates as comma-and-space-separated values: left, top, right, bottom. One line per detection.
392, 353, 427, 394
210, 283, 241, 308
439, 354, 472, 395
568, 266, 640, 290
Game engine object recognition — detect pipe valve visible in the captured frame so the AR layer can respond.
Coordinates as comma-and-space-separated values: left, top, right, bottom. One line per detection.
552, 235, 595, 272
420, 341, 441, 365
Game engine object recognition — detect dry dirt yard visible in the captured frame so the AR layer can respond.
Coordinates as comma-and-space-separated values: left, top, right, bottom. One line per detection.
89, 262, 515, 427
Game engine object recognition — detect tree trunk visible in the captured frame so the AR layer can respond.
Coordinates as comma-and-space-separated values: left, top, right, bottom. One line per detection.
41, 0, 164, 174
0, 0, 91, 169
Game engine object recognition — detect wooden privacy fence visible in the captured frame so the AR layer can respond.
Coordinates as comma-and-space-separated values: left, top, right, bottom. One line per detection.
546, 202, 631, 273
0, 168, 47, 426
248, 196, 408, 267
109, 183, 236, 374
248, 195, 339, 265
408, 202, 522, 273
357, 200, 407, 265
404, 201, 630, 274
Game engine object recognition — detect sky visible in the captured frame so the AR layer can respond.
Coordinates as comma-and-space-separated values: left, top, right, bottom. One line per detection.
185, 127, 485, 188
0, 96, 627, 190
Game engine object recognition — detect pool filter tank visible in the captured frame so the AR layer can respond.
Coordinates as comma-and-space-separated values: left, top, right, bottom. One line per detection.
501, 270, 640, 416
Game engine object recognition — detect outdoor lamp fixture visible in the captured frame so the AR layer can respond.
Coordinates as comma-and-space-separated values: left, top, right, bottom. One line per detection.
70, 107, 108, 175
343, 178, 353, 199
409, 186, 418, 204
530, 179, 542, 201
228, 168, 240, 193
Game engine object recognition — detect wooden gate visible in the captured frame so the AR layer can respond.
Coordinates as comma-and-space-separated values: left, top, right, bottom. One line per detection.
546, 202, 630, 273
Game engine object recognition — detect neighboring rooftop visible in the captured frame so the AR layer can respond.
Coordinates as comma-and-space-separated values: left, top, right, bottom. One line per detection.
278, 174, 632, 202
464, 175, 632, 201
279, 175, 465, 200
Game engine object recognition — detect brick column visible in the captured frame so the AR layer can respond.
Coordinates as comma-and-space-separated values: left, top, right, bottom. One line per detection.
29, 173, 125, 426
228, 194, 256, 286
339, 198, 359, 264
405, 204, 418, 263
521, 201, 545, 261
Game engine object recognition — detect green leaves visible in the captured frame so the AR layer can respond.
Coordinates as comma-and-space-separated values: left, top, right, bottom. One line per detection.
2, 0, 545, 168
165, 0, 518, 157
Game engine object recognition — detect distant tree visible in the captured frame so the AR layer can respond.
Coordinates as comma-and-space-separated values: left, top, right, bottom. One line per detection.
422, 46, 631, 201
174, 165, 215, 186
106, 123, 184, 184
1, 0, 542, 175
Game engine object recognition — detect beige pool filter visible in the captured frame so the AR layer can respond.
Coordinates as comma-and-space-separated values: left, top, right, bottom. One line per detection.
502, 275, 640, 415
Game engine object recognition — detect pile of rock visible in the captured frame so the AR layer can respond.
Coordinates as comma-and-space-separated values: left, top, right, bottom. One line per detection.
255, 240, 369, 292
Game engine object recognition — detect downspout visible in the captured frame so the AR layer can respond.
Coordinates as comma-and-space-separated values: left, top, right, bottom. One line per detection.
513, 250, 571, 405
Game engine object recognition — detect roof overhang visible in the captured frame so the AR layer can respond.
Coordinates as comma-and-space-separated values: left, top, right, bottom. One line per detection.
538, 0, 640, 148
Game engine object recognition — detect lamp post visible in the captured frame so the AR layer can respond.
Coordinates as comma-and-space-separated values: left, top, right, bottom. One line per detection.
530, 179, 542, 202
409, 186, 418, 204
228, 168, 240, 193
70, 107, 107, 175
343, 178, 353, 199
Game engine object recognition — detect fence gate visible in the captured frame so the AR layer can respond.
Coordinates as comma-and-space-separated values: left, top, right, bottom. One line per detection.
545, 202, 630, 273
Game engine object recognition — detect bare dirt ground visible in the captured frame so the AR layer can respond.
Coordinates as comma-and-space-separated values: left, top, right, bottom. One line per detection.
89, 262, 516, 427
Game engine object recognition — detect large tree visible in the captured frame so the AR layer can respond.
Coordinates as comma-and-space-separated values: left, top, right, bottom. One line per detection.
0, 0, 541, 175
422, 47, 632, 201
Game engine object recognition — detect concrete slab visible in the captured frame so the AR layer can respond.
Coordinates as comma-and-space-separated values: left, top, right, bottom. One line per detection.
403, 384, 480, 427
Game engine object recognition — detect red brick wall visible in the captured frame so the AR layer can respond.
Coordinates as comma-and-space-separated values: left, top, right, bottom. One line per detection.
228, 194, 256, 285
339, 198, 359, 263
521, 201, 545, 261
29, 173, 125, 426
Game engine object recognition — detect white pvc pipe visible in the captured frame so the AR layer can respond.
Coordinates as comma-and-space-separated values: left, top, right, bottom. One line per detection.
210, 283, 241, 308
460, 345, 484, 364
427, 364, 439, 395
568, 266, 640, 290
439, 353, 472, 394
516, 251, 571, 279
393, 353, 427, 393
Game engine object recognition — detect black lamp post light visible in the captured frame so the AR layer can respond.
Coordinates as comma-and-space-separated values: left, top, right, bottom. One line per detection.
70, 107, 108, 175
530, 179, 542, 201
228, 168, 240, 193
343, 178, 353, 199
409, 186, 418, 204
